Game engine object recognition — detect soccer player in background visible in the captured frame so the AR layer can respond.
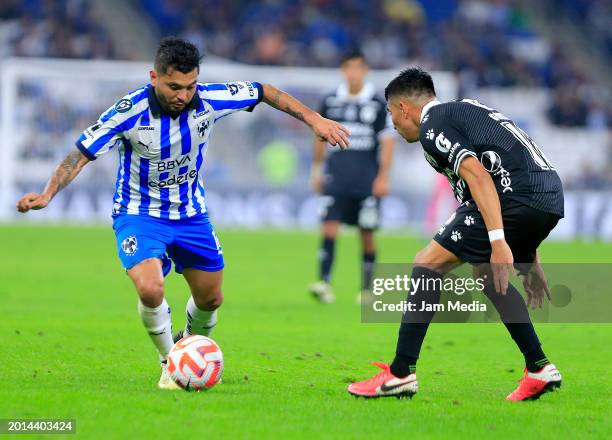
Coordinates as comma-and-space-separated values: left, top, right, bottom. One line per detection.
348, 68, 563, 401
309, 51, 395, 303
16, 37, 350, 389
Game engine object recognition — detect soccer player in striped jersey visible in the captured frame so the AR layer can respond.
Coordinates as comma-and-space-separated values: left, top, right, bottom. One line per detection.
16, 37, 350, 390
348, 68, 563, 401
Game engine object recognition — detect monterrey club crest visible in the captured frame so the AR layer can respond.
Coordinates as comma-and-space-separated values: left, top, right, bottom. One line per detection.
121, 236, 138, 256
197, 120, 210, 137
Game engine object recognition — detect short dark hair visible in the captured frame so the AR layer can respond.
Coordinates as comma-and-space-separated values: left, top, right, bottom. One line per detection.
341, 49, 366, 65
384, 67, 436, 101
154, 37, 202, 75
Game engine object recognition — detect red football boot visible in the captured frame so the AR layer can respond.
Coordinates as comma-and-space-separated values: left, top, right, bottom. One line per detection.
348, 362, 418, 399
506, 364, 562, 401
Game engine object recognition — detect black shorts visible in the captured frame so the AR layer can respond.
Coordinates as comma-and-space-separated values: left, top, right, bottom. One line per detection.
320, 194, 380, 230
433, 200, 561, 272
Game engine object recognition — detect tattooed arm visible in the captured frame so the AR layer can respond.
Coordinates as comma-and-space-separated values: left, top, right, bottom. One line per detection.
16, 149, 90, 213
262, 84, 350, 149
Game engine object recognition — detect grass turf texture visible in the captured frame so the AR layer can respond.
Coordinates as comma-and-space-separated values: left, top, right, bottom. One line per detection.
1, 225, 610, 439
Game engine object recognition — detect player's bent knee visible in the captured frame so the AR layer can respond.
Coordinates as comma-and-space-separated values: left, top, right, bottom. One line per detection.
322, 221, 340, 239
413, 241, 460, 273
360, 230, 375, 251
323, 231, 338, 240
135, 279, 165, 307
193, 289, 223, 311
413, 247, 434, 266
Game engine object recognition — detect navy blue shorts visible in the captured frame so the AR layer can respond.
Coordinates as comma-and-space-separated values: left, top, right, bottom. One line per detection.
320, 194, 380, 230
113, 214, 224, 276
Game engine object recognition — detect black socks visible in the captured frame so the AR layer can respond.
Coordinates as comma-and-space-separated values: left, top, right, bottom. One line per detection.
361, 251, 376, 290
390, 267, 443, 378
319, 240, 376, 291
389, 267, 551, 377
318, 238, 335, 283
482, 282, 549, 373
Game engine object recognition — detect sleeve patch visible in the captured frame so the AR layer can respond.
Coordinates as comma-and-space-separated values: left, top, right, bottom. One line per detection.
84, 122, 102, 139
115, 99, 133, 113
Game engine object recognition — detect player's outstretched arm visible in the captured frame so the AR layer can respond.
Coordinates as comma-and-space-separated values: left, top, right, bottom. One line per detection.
261, 84, 350, 150
16, 149, 90, 213
458, 156, 513, 294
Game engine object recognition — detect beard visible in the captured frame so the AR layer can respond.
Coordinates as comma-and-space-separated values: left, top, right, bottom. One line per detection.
156, 91, 186, 115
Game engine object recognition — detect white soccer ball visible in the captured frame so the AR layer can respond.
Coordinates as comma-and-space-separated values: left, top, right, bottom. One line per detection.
167, 335, 224, 391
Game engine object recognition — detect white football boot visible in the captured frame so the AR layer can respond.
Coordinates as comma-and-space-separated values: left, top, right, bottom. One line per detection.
309, 281, 336, 303
158, 361, 181, 390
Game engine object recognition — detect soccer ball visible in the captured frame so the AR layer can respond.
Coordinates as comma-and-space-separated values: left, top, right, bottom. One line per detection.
167, 335, 224, 391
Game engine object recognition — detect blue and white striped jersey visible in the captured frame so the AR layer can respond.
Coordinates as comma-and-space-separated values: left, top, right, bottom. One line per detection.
76, 81, 263, 219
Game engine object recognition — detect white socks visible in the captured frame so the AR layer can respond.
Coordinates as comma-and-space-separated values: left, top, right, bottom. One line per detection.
185, 296, 218, 337
138, 298, 174, 362
138, 297, 218, 363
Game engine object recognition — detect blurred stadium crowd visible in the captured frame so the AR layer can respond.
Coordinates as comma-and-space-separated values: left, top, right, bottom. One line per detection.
0, 0, 610, 236
0, 0, 116, 59
1, 0, 610, 130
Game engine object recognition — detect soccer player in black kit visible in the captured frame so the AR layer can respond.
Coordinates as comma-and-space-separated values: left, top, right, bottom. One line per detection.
309, 51, 395, 303
348, 68, 563, 401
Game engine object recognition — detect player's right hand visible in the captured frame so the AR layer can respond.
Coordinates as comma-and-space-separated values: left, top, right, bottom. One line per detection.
16, 193, 50, 213
490, 239, 514, 294
312, 116, 350, 150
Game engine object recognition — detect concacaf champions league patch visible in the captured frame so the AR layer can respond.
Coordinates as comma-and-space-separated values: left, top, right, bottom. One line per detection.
121, 236, 138, 256
115, 98, 133, 113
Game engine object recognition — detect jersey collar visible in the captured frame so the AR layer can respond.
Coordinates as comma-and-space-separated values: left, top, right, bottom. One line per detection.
336, 82, 376, 103
420, 99, 441, 123
147, 84, 201, 118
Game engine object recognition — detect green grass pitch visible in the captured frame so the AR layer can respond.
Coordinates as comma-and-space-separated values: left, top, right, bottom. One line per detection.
1, 225, 610, 439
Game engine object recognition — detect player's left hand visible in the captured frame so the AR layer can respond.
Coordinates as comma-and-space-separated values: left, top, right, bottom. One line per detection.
372, 175, 390, 197
312, 116, 350, 150
523, 262, 551, 309
490, 239, 514, 294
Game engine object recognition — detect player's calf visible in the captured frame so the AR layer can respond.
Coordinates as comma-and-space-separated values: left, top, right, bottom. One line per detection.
183, 268, 223, 337
129, 259, 174, 364
184, 296, 219, 337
